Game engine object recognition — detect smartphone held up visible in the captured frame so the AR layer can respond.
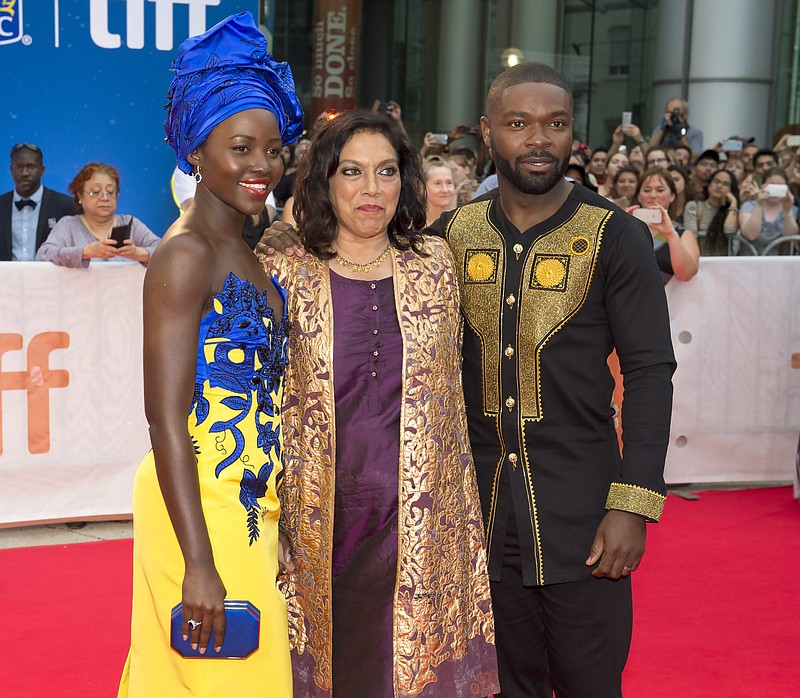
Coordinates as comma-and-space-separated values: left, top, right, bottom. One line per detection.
765, 183, 789, 199
721, 138, 743, 152
632, 208, 663, 225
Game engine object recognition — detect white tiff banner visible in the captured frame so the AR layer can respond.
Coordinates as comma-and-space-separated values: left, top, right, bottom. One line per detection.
0, 262, 149, 526
1, 258, 798, 526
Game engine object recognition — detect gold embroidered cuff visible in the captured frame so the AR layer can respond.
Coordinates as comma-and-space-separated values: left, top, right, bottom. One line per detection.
606, 482, 665, 521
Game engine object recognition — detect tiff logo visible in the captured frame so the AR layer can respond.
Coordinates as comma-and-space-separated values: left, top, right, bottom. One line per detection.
90, 0, 220, 51
0, 332, 69, 455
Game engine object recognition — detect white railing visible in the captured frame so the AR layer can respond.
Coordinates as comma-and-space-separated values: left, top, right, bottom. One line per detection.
1, 257, 798, 526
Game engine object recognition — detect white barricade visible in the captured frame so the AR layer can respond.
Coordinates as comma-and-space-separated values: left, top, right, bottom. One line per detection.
665, 257, 800, 483
1, 258, 798, 526
0, 262, 149, 526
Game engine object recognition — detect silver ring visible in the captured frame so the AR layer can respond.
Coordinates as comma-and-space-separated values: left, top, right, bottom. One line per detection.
187, 619, 201, 630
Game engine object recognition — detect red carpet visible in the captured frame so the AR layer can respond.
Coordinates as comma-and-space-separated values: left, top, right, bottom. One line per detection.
2, 538, 133, 698
2, 487, 799, 696
624, 487, 800, 696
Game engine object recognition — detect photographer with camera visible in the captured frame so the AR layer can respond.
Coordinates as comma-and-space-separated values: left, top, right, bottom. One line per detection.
648, 97, 703, 156
371, 99, 408, 137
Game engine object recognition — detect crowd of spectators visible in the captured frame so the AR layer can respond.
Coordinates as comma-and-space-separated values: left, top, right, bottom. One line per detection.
564, 97, 800, 260
6, 93, 800, 272
403, 92, 800, 272
378, 93, 800, 272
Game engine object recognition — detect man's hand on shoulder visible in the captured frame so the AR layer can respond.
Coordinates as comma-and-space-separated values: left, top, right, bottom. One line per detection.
255, 220, 305, 257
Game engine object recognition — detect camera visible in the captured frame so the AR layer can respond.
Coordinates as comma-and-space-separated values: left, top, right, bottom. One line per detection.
667, 109, 686, 137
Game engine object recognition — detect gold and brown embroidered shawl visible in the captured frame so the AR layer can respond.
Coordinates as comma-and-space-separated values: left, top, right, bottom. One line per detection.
261, 236, 498, 697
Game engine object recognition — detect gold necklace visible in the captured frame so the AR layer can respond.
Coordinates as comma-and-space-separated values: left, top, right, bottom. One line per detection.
333, 242, 392, 273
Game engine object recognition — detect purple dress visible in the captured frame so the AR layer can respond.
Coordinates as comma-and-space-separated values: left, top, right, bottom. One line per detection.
330, 270, 403, 696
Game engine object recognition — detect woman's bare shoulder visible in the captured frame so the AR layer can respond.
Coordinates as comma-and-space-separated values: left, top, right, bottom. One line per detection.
146, 226, 215, 302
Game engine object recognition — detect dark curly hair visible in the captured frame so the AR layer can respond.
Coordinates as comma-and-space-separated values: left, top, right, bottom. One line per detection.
292, 110, 427, 259
703, 167, 739, 255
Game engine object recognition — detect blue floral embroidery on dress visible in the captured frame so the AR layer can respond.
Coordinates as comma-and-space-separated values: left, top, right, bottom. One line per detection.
191, 383, 209, 426
190, 272, 288, 544
240, 463, 274, 542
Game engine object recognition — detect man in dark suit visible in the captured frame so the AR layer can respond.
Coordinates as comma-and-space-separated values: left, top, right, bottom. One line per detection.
1, 143, 75, 260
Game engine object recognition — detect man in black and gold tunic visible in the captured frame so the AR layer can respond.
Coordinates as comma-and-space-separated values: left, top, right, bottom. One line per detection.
429, 63, 675, 697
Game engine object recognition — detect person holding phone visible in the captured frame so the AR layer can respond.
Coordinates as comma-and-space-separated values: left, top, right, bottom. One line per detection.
370, 98, 408, 136
448, 151, 479, 205
628, 167, 699, 282
35, 162, 160, 268
608, 118, 645, 162
738, 167, 798, 254
740, 147, 781, 203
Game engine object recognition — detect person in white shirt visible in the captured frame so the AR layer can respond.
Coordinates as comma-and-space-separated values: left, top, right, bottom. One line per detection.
1, 143, 74, 260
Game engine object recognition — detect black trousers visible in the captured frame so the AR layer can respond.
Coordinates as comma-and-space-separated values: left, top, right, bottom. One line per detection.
492, 517, 633, 698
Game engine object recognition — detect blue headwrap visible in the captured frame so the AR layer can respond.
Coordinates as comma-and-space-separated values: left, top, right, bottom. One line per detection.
165, 12, 304, 174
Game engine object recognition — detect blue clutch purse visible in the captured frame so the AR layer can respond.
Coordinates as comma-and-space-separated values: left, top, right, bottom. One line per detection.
170, 600, 261, 659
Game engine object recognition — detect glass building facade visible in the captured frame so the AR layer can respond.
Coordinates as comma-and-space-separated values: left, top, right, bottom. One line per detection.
263, 0, 800, 151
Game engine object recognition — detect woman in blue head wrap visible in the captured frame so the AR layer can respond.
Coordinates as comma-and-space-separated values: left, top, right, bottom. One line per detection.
118, 13, 303, 698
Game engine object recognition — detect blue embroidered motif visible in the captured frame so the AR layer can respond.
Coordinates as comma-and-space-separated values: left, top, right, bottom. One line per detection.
191, 272, 288, 544
191, 383, 209, 426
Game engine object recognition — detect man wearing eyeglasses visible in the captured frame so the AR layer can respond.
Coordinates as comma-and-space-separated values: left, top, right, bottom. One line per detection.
1, 143, 75, 261
645, 148, 670, 169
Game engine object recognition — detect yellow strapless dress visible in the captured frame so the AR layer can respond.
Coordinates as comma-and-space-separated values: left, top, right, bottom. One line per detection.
118, 272, 292, 697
